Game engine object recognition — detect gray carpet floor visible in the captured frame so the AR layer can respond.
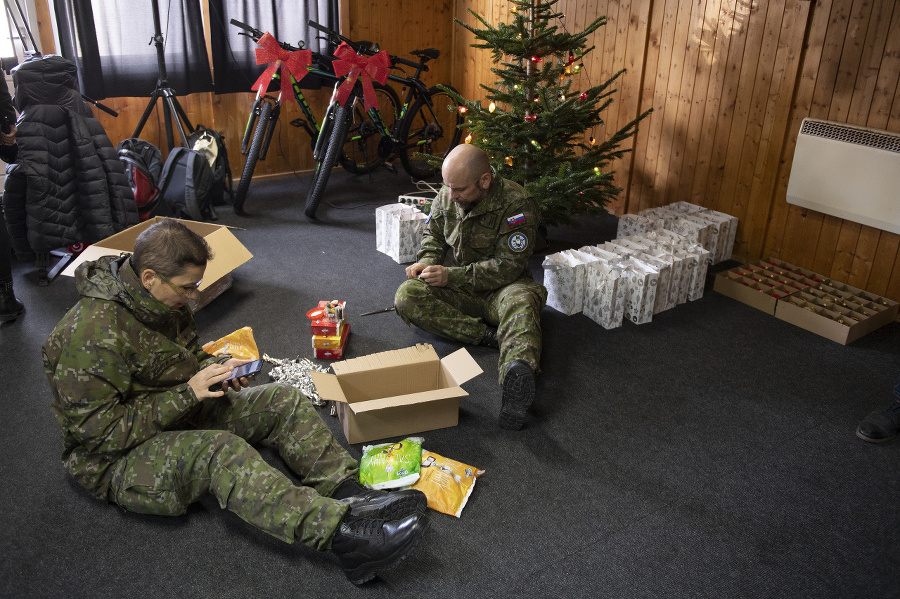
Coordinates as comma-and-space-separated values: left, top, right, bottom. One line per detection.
2, 170, 899, 598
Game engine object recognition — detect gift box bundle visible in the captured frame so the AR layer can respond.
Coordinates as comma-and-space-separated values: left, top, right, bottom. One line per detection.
307, 300, 350, 359
542, 230, 710, 328
616, 202, 738, 265
376, 203, 429, 264
713, 257, 899, 344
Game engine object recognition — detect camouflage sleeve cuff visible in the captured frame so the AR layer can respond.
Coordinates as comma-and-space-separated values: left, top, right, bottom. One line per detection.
446, 266, 467, 290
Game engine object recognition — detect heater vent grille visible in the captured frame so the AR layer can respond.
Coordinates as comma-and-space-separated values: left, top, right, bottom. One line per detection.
799, 120, 900, 153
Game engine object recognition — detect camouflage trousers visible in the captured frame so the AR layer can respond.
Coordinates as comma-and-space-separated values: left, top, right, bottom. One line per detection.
395, 277, 547, 383
107, 383, 357, 550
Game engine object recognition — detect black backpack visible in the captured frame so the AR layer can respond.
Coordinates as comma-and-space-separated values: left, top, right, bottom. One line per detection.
157, 147, 217, 221
117, 138, 164, 221
188, 124, 232, 206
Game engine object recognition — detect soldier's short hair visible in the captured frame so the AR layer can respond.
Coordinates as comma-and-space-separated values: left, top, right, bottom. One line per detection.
132, 219, 213, 278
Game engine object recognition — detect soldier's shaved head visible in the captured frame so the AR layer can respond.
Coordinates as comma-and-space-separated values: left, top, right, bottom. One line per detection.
132, 219, 213, 279
443, 144, 491, 185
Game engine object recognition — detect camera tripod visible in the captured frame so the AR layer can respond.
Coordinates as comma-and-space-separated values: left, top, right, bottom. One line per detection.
131, 0, 194, 150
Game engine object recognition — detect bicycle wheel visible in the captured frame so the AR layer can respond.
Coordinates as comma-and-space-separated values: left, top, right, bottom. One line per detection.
234, 99, 275, 215
339, 83, 401, 174
398, 85, 464, 180
305, 101, 353, 220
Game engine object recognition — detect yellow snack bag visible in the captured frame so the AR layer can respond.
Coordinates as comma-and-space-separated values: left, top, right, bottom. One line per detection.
409, 450, 484, 517
202, 326, 260, 360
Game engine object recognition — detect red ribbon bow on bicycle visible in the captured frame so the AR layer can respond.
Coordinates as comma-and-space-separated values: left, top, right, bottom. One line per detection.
331, 42, 391, 111
251, 32, 312, 103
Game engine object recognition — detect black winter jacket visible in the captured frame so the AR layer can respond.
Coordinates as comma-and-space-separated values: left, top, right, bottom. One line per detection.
2, 55, 137, 261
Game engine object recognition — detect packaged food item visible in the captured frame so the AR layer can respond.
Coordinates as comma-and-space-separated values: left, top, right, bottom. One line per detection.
202, 326, 260, 360
410, 450, 484, 517
359, 437, 423, 490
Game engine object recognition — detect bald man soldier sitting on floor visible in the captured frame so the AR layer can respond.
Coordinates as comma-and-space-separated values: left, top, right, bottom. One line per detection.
394, 144, 547, 430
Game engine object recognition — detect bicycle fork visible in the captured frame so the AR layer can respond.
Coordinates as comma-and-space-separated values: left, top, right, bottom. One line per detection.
242, 95, 281, 161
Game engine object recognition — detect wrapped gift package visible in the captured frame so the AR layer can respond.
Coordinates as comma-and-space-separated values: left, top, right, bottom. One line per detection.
583, 260, 625, 329
376, 203, 428, 264
542, 249, 597, 315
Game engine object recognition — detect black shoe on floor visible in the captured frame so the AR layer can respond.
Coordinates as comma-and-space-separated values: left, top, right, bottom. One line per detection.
499, 360, 535, 430
340, 488, 428, 519
331, 513, 426, 585
0, 281, 24, 322
856, 398, 900, 443
479, 326, 500, 349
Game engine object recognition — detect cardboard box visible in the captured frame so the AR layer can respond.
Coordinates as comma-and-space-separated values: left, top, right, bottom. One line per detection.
713, 271, 784, 314
61, 216, 252, 310
774, 286, 899, 345
310, 344, 483, 444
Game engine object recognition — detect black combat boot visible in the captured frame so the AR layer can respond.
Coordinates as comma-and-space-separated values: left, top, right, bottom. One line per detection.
0, 280, 24, 322
856, 398, 900, 443
331, 512, 426, 585
499, 360, 535, 430
332, 478, 427, 519
479, 326, 500, 349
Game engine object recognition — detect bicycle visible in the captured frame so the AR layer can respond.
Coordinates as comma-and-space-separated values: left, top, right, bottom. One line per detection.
229, 19, 400, 215
304, 20, 464, 220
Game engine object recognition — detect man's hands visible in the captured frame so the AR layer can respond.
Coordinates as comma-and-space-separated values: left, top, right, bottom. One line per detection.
188, 358, 254, 400
406, 263, 449, 287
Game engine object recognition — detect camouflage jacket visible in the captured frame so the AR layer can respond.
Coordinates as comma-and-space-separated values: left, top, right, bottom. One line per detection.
42, 255, 224, 499
418, 177, 541, 294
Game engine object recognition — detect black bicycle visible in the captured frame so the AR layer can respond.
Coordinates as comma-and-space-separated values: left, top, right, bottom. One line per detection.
304, 20, 463, 220
229, 19, 400, 215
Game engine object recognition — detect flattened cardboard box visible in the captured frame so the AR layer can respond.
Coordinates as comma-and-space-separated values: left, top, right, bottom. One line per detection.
310, 344, 482, 444
61, 216, 253, 310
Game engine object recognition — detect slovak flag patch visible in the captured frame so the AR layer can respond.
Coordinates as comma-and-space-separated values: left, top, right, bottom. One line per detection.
507, 213, 526, 226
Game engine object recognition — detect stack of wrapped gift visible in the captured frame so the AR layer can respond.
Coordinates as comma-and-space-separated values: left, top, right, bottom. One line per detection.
616, 201, 738, 265
307, 300, 349, 359
542, 230, 710, 329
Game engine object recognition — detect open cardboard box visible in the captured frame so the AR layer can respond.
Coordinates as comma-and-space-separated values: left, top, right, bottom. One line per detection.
310, 344, 483, 444
61, 217, 253, 311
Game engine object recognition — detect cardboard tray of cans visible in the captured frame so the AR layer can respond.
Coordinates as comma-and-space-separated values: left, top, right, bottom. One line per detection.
714, 258, 898, 344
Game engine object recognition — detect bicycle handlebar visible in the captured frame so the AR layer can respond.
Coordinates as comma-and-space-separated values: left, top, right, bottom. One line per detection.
230, 18, 304, 52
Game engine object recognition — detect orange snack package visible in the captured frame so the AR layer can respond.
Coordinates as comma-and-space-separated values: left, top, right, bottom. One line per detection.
409, 450, 484, 517
202, 326, 260, 360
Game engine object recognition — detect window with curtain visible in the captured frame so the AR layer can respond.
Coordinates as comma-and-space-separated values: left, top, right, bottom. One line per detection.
53, 0, 213, 100
207, 0, 339, 94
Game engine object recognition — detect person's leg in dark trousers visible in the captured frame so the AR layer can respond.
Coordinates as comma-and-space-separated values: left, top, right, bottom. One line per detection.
0, 206, 24, 321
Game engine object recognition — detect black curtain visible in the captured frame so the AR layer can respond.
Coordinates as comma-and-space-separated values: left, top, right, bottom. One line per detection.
54, 0, 213, 100
207, 0, 339, 94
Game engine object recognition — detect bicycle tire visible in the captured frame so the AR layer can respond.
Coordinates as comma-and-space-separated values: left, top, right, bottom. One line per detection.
340, 83, 401, 174
398, 85, 464, 180
305, 101, 353, 220
234, 99, 275, 214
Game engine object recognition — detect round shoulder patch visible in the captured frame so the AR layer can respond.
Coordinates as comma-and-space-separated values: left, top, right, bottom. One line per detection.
508, 232, 529, 252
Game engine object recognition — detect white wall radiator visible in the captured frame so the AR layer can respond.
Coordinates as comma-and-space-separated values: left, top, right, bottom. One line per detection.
786, 118, 900, 235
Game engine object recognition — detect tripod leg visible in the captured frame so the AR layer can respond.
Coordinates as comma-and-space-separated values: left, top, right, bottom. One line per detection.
161, 98, 176, 151
132, 90, 161, 139
163, 93, 192, 148
167, 93, 195, 139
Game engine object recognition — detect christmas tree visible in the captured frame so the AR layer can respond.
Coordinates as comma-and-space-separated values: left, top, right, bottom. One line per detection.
449, 0, 650, 228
